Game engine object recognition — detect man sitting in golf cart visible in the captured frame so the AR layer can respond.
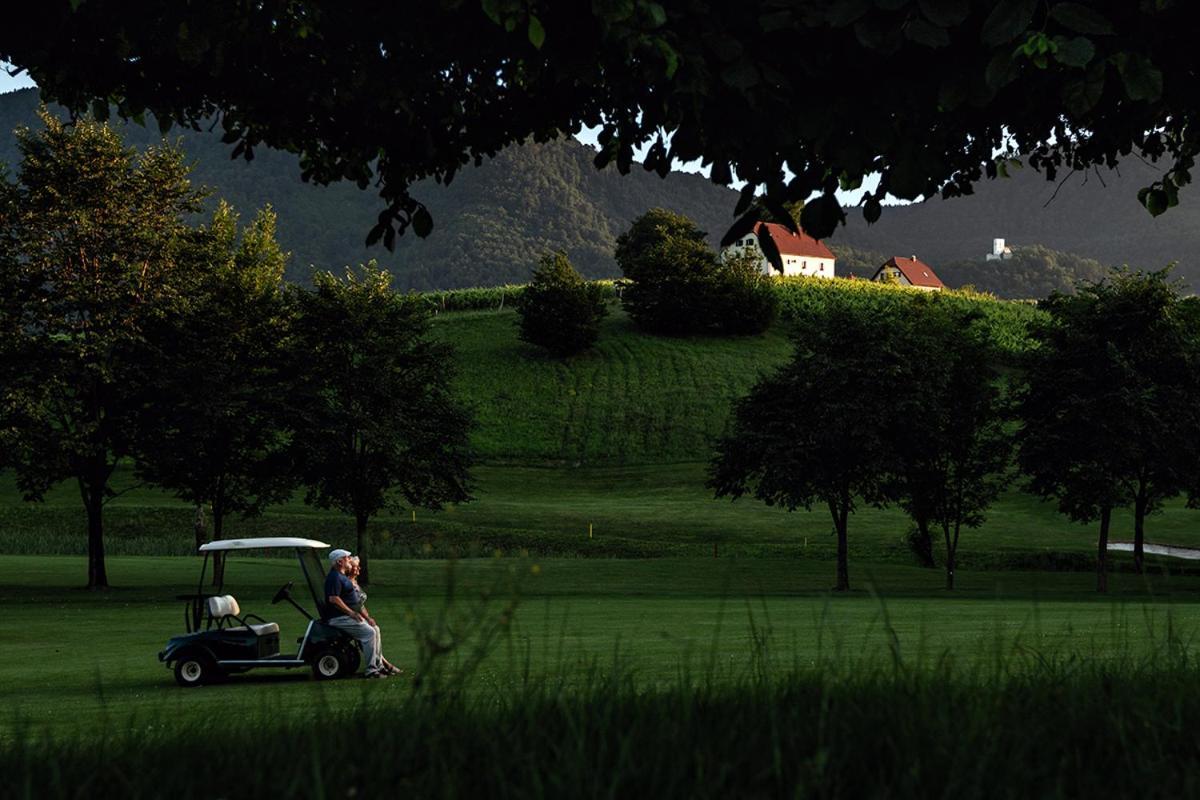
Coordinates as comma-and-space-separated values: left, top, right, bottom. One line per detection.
324, 548, 388, 678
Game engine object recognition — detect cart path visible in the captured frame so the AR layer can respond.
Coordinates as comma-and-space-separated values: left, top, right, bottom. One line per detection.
1108, 541, 1200, 560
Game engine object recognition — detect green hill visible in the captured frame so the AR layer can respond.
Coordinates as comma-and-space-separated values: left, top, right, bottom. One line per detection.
436, 279, 1039, 465
435, 308, 793, 465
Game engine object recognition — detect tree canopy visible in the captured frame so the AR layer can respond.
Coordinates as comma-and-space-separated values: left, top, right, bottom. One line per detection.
0, 111, 205, 588
2, 2, 1191, 250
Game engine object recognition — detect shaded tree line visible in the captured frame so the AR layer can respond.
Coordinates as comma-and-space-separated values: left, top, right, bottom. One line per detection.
712, 269, 1200, 593
0, 112, 472, 588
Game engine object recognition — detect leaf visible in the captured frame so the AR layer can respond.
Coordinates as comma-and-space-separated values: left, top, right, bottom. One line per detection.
1061, 62, 1105, 114
984, 50, 1020, 90
918, 0, 969, 27
905, 19, 950, 48
734, 184, 757, 217
527, 15, 545, 49
412, 206, 434, 238
720, 209, 761, 248
1139, 186, 1168, 217
710, 159, 732, 185
1049, 2, 1114, 35
644, 2, 667, 27
721, 59, 760, 90
758, 10, 794, 32
937, 75, 967, 110
1115, 52, 1163, 102
655, 39, 679, 78
90, 98, 110, 122
481, 0, 502, 25
826, 0, 871, 27
863, 196, 882, 224
981, 0, 1037, 46
1053, 35, 1095, 68
799, 194, 845, 240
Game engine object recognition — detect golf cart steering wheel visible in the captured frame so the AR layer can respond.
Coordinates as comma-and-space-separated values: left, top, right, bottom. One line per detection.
271, 581, 294, 605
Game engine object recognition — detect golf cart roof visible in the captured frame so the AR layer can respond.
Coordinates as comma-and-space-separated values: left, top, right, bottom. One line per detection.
198, 537, 331, 552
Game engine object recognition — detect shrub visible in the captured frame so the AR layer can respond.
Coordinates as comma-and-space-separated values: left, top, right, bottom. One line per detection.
709, 251, 778, 334
616, 209, 776, 336
516, 252, 608, 356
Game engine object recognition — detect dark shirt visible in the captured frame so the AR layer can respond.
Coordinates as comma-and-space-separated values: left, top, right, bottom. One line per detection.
322, 569, 357, 620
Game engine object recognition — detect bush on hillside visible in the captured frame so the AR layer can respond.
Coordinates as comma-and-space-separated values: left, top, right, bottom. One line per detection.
710, 251, 778, 334
516, 252, 608, 356
616, 209, 776, 336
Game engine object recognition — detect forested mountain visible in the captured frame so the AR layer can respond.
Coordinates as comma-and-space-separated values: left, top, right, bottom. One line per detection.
1, 86, 1194, 292
838, 159, 1196, 286
0, 88, 740, 289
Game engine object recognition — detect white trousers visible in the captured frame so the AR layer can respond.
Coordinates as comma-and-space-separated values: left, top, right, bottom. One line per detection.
326, 616, 384, 674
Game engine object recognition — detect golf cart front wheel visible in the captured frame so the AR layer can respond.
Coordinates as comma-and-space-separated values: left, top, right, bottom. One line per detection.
312, 648, 349, 680
174, 655, 215, 687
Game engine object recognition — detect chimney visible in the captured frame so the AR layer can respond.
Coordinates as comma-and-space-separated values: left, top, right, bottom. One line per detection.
910, 254, 916, 261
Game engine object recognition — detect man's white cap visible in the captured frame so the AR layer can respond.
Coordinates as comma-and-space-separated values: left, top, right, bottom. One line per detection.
328, 548, 352, 564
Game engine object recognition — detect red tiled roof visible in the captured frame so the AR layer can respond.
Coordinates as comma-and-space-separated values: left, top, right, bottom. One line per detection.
752, 222, 835, 260
874, 255, 945, 289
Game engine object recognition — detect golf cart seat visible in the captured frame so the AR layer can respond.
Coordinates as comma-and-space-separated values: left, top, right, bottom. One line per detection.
206, 595, 280, 636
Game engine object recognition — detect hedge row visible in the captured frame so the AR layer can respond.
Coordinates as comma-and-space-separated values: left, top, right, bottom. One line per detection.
420, 277, 1042, 352
417, 281, 621, 313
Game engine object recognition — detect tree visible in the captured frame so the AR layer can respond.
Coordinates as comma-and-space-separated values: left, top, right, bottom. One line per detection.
288, 264, 473, 583
616, 209, 715, 335
516, 252, 608, 357
1019, 270, 1200, 588
0, 110, 205, 588
616, 209, 776, 336
4, 4, 1193, 248
889, 302, 1013, 589
132, 202, 294, 575
709, 304, 909, 591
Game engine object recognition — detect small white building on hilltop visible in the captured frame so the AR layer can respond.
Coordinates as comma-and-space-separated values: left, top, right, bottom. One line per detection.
986, 238, 1013, 261
723, 221, 836, 278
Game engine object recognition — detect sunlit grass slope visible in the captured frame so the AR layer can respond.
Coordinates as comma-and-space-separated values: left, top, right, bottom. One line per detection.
433, 306, 793, 464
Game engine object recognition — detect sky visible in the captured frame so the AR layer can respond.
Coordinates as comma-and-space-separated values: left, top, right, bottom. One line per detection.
0, 63, 35, 94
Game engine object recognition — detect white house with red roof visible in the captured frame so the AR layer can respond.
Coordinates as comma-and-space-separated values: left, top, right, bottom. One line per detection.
723, 221, 836, 278
871, 255, 945, 291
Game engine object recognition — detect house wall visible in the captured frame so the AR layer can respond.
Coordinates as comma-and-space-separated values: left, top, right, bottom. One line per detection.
722, 237, 835, 278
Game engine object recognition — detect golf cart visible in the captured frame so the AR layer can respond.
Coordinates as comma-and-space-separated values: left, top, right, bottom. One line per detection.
158, 537, 362, 686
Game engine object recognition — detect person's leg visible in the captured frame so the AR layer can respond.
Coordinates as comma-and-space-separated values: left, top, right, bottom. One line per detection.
366, 622, 384, 673
327, 617, 380, 674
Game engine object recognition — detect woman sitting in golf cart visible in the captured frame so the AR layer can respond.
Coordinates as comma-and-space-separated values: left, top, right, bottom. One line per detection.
347, 556, 401, 676
324, 548, 394, 679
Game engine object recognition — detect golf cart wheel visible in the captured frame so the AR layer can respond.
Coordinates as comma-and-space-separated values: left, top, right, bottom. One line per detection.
174, 654, 215, 687
342, 646, 361, 674
311, 648, 349, 680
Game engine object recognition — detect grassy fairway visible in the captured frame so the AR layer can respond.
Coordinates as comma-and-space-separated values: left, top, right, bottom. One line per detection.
5, 554, 1200, 739
9, 461, 1200, 569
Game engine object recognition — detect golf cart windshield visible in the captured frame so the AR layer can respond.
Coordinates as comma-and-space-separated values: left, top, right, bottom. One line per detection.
297, 547, 330, 616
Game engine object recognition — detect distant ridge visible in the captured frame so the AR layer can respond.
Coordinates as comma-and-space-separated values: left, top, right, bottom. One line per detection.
0, 88, 741, 290
2, 86, 1195, 290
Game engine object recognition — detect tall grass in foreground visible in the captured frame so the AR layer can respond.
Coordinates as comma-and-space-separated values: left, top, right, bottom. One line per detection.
7, 627, 1200, 799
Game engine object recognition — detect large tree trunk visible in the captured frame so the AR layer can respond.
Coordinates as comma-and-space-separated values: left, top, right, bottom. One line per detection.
829, 498, 849, 592
1133, 489, 1148, 575
82, 480, 108, 589
1097, 506, 1112, 593
356, 512, 370, 585
211, 499, 226, 587
943, 522, 959, 591
192, 503, 206, 551
910, 517, 935, 568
